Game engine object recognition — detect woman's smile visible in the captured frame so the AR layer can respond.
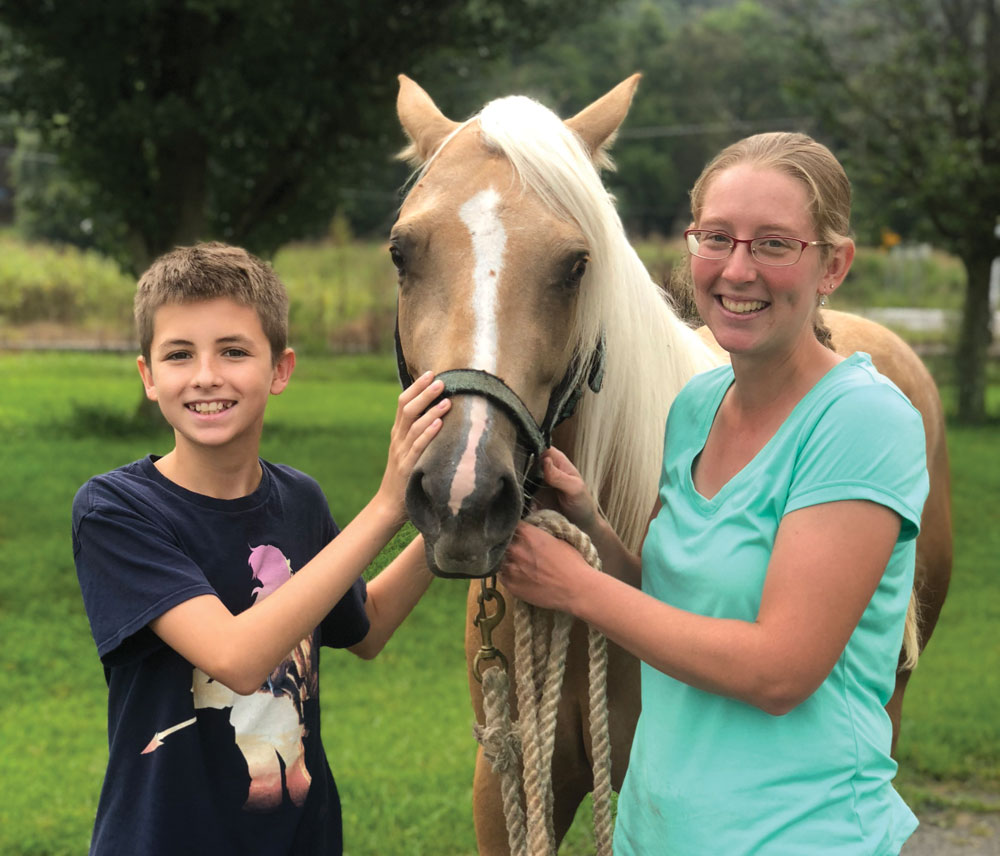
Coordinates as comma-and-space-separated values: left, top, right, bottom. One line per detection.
718, 295, 769, 316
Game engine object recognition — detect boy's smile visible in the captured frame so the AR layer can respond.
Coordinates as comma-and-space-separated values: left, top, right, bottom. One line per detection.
137, 297, 294, 486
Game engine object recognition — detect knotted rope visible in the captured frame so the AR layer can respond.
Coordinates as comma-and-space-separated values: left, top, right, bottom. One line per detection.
473, 509, 613, 856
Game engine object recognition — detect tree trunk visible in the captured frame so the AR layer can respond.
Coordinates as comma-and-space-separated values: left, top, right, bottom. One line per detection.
954, 253, 995, 424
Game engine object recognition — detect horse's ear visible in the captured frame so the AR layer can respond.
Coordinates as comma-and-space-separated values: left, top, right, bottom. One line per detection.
397, 74, 461, 166
565, 73, 642, 167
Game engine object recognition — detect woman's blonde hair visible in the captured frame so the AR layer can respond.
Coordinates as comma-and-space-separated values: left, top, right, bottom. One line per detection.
690, 131, 852, 254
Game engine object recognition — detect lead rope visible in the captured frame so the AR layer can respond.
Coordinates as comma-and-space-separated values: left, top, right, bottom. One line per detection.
473, 509, 613, 856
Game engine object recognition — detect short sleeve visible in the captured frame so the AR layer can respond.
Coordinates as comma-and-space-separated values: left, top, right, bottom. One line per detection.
313, 507, 370, 648
72, 484, 215, 665
318, 576, 370, 648
786, 382, 929, 541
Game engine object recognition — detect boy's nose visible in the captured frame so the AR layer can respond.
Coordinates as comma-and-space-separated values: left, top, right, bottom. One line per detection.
192, 357, 223, 388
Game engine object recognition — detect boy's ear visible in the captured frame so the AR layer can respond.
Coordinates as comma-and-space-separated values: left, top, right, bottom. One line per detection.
270, 348, 296, 395
137, 356, 158, 401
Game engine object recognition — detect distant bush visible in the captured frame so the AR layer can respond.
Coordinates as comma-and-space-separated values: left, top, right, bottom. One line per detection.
273, 240, 397, 354
0, 232, 134, 340
839, 245, 966, 310
0, 233, 397, 353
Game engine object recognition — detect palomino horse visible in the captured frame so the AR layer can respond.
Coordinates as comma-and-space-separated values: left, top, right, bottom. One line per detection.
392, 74, 952, 854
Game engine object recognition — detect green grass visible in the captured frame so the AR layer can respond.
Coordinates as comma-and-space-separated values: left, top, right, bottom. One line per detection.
0, 351, 997, 854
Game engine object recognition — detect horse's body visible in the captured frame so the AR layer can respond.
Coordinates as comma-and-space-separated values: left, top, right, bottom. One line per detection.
393, 75, 951, 854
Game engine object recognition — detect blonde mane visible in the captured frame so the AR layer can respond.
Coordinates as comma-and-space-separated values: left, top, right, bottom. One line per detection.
476, 95, 721, 551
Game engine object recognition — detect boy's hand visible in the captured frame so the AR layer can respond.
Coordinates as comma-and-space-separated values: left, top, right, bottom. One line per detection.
376, 372, 450, 526
539, 447, 599, 534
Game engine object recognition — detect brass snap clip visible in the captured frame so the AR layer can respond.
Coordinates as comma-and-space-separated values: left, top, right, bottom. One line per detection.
472, 576, 508, 682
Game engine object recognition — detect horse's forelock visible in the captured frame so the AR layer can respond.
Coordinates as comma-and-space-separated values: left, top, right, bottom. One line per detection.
476, 94, 720, 550
477, 96, 620, 367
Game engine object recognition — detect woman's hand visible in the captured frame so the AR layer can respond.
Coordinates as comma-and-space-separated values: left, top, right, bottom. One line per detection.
376, 372, 450, 525
538, 447, 600, 535
499, 521, 597, 614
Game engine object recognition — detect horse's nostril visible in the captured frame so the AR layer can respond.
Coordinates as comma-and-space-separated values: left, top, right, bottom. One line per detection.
405, 469, 440, 537
484, 473, 521, 543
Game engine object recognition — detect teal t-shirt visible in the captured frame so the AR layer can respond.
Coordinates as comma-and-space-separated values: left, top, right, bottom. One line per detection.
614, 353, 929, 856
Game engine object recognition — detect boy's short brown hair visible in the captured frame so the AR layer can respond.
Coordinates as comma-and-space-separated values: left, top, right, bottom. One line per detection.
135, 242, 289, 363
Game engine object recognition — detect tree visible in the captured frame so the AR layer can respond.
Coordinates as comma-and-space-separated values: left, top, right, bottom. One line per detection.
464, 0, 807, 236
0, 0, 610, 274
774, 0, 1000, 423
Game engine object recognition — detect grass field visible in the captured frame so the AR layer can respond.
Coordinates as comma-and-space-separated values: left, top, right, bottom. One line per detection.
0, 350, 997, 854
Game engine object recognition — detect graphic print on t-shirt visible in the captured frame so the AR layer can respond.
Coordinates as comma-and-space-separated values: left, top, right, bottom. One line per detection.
141, 544, 318, 812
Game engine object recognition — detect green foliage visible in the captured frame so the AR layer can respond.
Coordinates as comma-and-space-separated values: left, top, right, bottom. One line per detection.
273, 241, 398, 354
837, 246, 967, 310
0, 0, 611, 272
773, 0, 1000, 422
0, 233, 399, 353
0, 231, 133, 335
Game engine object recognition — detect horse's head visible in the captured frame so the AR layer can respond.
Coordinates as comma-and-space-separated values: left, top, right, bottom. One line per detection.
392, 74, 640, 578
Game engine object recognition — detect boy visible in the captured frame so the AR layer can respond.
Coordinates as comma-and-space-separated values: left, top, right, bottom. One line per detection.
71, 242, 449, 855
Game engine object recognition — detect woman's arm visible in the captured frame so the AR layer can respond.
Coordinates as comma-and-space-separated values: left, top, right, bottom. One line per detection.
501, 499, 900, 715
535, 447, 646, 586
150, 373, 448, 694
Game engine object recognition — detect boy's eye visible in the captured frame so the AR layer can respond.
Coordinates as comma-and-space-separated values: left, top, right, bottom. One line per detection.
164, 351, 191, 361
222, 348, 249, 358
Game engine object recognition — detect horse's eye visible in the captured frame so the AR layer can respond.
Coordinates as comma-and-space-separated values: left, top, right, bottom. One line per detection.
389, 245, 406, 276
566, 256, 589, 288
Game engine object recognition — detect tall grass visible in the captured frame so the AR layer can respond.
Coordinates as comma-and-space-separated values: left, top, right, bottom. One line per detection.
0, 351, 996, 855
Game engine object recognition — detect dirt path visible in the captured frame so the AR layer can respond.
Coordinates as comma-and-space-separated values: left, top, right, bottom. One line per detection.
904, 809, 1000, 854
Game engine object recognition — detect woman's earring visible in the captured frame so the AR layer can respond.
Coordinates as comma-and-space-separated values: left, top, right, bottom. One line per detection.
819, 293, 827, 307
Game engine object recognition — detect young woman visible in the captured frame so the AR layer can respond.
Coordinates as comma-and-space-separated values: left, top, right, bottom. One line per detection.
499, 133, 928, 855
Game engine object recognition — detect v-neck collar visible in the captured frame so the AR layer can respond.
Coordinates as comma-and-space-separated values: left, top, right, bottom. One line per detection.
686, 354, 862, 510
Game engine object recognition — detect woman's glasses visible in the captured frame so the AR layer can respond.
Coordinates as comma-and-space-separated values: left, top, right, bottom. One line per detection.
684, 229, 828, 267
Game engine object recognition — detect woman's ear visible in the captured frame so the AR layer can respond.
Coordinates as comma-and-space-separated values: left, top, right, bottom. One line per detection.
821, 239, 855, 297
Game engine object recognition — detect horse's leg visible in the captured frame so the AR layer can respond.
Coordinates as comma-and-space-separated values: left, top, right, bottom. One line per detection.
472, 744, 518, 856
886, 668, 911, 756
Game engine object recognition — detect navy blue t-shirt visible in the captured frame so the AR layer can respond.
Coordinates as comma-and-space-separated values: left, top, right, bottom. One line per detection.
72, 455, 369, 856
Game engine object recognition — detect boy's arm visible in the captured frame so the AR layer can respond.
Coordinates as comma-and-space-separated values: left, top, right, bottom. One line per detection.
348, 535, 433, 660
150, 372, 449, 695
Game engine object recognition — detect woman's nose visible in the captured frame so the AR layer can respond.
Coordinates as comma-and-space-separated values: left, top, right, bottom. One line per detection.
721, 243, 759, 282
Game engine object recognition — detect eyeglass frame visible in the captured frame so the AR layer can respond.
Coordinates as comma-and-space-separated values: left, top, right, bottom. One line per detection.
683, 229, 829, 267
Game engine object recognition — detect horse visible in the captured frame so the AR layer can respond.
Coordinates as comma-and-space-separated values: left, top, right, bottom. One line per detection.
391, 73, 952, 854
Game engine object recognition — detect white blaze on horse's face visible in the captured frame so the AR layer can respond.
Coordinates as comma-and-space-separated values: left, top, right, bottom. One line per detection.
449, 188, 507, 516
460, 188, 505, 373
